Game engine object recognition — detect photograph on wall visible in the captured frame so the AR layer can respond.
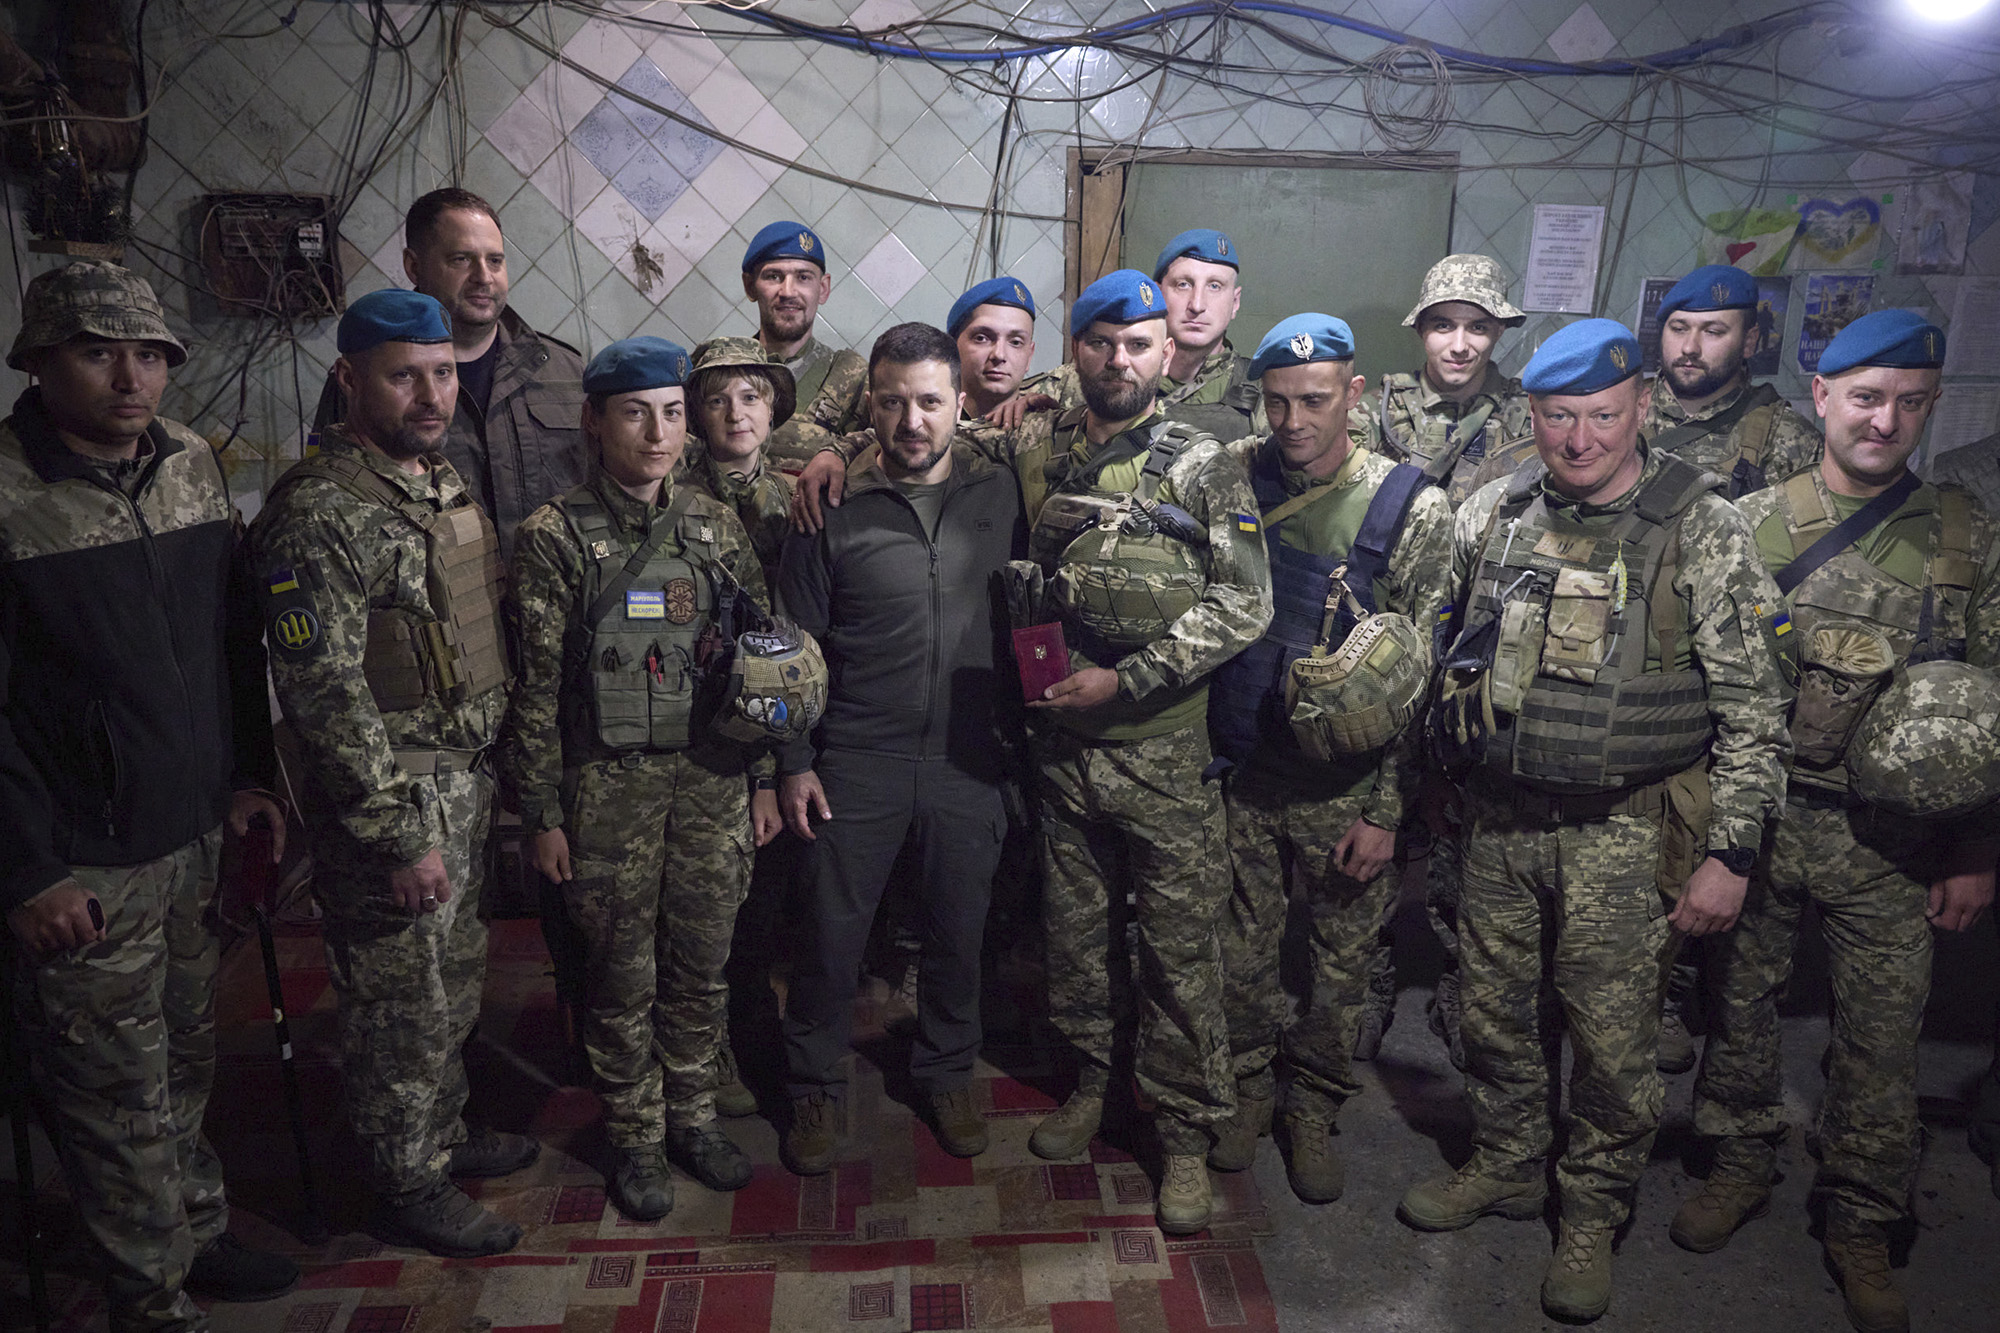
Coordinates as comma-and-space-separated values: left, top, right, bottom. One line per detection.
1797, 273, 1875, 373
1896, 174, 1972, 275
1636, 275, 1790, 377
1787, 195, 1883, 272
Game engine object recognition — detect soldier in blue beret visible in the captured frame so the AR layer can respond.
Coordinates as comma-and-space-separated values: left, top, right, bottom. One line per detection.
948, 276, 1038, 422
1206, 312, 1455, 1204
1680, 305, 1996, 1332
739, 220, 865, 470
503, 332, 782, 1221
1646, 263, 1821, 510
1403, 314, 1789, 1322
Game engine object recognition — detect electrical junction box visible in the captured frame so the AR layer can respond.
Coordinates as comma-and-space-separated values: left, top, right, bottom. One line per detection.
198, 193, 343, 317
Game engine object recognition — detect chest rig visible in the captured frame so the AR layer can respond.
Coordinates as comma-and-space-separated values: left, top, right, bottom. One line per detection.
560, 483, 725, 754
1157, 354, 1260, 440
1651, 381, 1785, 500
1441, 454, 1718, 794
272, 452, 510, 714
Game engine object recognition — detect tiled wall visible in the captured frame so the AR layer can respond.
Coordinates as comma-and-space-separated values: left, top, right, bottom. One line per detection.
1, 0, 1995, 495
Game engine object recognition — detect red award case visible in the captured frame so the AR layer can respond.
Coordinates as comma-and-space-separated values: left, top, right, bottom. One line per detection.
1013, 623, 1072, 701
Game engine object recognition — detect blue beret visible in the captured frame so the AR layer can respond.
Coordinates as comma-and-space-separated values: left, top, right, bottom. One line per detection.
742, 220, 826, 273
583, 336, 691, 396
947, 276, 1036, 338
1521, 318, 1644, 396
1248, 313, 1356, 379
1817, 309, 1945, 375
1152, 228, 1239, 280
1070, 269, 1166, 337
1657, 264, 1758, 323
337, 289, 451, 355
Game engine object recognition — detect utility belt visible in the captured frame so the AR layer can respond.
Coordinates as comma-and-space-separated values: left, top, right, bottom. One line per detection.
1786, 780, 1865, 812
1466, 768, 1666, 826
392, 746, 489, 777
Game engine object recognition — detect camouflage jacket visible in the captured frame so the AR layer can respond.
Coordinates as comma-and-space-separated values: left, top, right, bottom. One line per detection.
313, 307, 587, 561
1025, 338, 1269, 438
1642, 375, 1822, 499
1221, 436, 1454, 827
1349, 363, 1533, 508
247, 431, 509, 867
1452, 446, 1792, 853
1740, 467, 2000, 811
766, 335, 864, 471
503, 470, 773, 833
684, 449, 796, 590
0, 393, 272, 907
1928, 430, 1999, 514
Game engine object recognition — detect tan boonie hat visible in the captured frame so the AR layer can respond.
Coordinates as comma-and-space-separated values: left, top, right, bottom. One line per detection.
8, 261, 189, 370
687, 336, 796, 430
1402, 253, 1526, 328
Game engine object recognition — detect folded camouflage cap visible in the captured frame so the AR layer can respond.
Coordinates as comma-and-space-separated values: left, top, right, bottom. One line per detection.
1403, 253, 1525, 328
688, 336, 796, 429
8, 261, 189, 370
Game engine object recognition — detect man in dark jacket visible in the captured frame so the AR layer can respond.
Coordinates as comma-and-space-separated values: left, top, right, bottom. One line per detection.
775, 323, 1025, 1174
313, 187, 587, 558
1, 262, 294, 1331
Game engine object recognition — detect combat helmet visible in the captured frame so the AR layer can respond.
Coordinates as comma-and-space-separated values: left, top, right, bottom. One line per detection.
711, 615, 827, 745
1284, 571, 1429, 759
1045, 494, 1209, 649
1847, 659, 2000, 819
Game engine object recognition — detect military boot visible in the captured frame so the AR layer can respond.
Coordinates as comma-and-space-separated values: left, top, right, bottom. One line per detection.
1280, 1113, 1344, 1204
1030, 1068, 1107, 1161
373, 1181, 522, 1257
784, 1092, 842, 1176
667, 1122, 753, 1192
1155, 1154, 1212, 1235
1426, 969, 1467, 1071
883, 959, 921, 1036
1657, 1008, 1696, 1075
448, 1128, 541, 1179
1540, 1221, 1614, 1321
1669, 1179, 1770, 1253
1354, 959, 1396, 1061
184, 1234, 300, 1302
929, 1086, 990, 1158
712, 1047, 758, 1119
1206, 1071, 1274, 1172
1397, 1164, 1546, 1231
1825, 1217, 1909, 1333
608, 1144, 674, 1221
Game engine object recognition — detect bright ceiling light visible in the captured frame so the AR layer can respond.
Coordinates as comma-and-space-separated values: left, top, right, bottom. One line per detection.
1903, 0, 1995, 20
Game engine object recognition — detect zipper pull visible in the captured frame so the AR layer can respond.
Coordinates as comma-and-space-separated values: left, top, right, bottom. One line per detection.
930, 545, 939, 576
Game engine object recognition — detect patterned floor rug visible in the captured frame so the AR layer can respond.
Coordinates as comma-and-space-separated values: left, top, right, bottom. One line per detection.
5, 916, 1278, 1333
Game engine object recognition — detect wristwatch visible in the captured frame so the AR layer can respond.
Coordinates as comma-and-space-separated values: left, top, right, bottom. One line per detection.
1705, 847, 1756, 875
753, 777, 778, 792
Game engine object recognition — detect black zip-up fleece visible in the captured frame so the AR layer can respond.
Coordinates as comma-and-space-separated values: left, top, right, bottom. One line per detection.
0, 389, 273, 909
775, 439, 1026, 779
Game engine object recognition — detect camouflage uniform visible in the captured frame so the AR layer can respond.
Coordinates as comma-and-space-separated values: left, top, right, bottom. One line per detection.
1448, 447, 1790, 1226
1013, 404, 1273, 1141
765, 336, 864, 472
1348, 364, 1534, 509
503, 473, 770, 1143
685, 450, 795, 592
1212, 441, 1454, 1120
1641, 374, 1822, 499
1025, 339, 1270, 439
247, 430, 510, 1203
1694, 469, 2000, 1224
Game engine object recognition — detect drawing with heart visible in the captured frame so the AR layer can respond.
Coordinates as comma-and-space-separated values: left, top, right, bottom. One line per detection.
1794, 197, 1881, 267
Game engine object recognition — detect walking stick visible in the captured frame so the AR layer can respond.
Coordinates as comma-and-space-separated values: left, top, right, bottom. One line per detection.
250, 898, 329, 1246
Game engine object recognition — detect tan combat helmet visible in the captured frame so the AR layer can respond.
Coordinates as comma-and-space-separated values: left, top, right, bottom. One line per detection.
8, 260, 189, 369
1847, 660, 2000, 819
1403, 254, 1526, 329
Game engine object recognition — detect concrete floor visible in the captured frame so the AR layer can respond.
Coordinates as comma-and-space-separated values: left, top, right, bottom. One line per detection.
1247, 904, 2000, 1332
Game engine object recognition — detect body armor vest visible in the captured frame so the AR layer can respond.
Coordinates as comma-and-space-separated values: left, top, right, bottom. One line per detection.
1158, 355, 1260, 440
1650, 381, 1784, 500
1460, 455, 1718, 794
270, 452, 509, 714
559, 484, 724, 755
1378, 373, 1497, 482
1771, 471, 1976, 782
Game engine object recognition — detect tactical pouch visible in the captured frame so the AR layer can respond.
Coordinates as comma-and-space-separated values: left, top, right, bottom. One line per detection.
1541, 568, 1615, 684
1657, 763, 1713, 899
1789, 621, 1895, 770
1491, 597, 1546, 715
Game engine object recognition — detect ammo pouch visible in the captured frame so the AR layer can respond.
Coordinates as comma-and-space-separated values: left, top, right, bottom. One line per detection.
1541, 567, 1616, 684
1788, 620, 1895, 770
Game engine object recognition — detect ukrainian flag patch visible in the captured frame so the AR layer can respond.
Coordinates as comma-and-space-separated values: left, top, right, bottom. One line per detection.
1437, 604, 1454, 625
1234, 512, 1260, 534
1766, 606, 1792, 637
267, 567, 300, 595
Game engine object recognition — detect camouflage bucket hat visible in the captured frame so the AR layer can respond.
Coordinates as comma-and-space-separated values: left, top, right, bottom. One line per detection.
1403, 253, 1526, 328
7, 261, 189, 370
1847, 660, 2000, 819
688, 336, 796, 430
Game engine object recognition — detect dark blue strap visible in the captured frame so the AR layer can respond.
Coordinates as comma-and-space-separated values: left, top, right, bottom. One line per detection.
1343, 462, 1428, 616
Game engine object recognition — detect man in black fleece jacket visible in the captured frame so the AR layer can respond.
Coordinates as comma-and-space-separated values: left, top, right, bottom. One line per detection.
775, 323, 1026, 1173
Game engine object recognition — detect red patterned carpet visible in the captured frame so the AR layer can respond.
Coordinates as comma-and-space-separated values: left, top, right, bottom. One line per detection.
6, 914, 1279, 1333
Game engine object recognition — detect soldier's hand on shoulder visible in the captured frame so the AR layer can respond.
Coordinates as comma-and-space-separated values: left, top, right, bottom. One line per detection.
986, 393, 1054, 431
791, 451, 847, 533
6, 878, 105, 953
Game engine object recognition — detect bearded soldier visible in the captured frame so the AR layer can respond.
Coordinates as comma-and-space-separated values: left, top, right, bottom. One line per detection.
740, 221, 865, 471
1677, 310, 1999, 1333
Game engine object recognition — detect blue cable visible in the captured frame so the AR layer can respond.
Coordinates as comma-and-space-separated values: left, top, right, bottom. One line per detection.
727, 1, 1819, 76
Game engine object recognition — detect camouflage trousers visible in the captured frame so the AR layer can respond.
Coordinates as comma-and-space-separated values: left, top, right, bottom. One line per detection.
1692, 799, 1934, 1224
1037, 724, 1235, 1147
315, 768, 492, 1201
1457, 779, 1677, 1228
1220, 769, 1399, 1121
13, 827, 227, 1333
562, 749, 750, 1143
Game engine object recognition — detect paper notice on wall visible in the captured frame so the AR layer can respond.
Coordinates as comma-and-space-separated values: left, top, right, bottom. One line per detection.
1943, 277, 2000, 377
1522, 204, 1606, 313
1928, 383, 2000, 458
1896, 174, 1972, 276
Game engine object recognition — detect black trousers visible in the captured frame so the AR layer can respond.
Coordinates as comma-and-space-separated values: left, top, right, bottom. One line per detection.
783, 749, 1005, 1097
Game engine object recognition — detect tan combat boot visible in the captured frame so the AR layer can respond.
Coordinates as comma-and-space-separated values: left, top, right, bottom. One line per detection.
783, 1092, 842, 1176
1540, 1221, 1614, 1321
1280, 1113, 1344, 1204
1206, 1073, 1274, 1172
1825, 1218, 1909, 1333
1669, 1179, 1770, 1253
1156, 1154, 1212, 1235
1398, 1164, 1546, 1231
1031, 1068, 1108, 1160
712, 1047, 758, 1118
